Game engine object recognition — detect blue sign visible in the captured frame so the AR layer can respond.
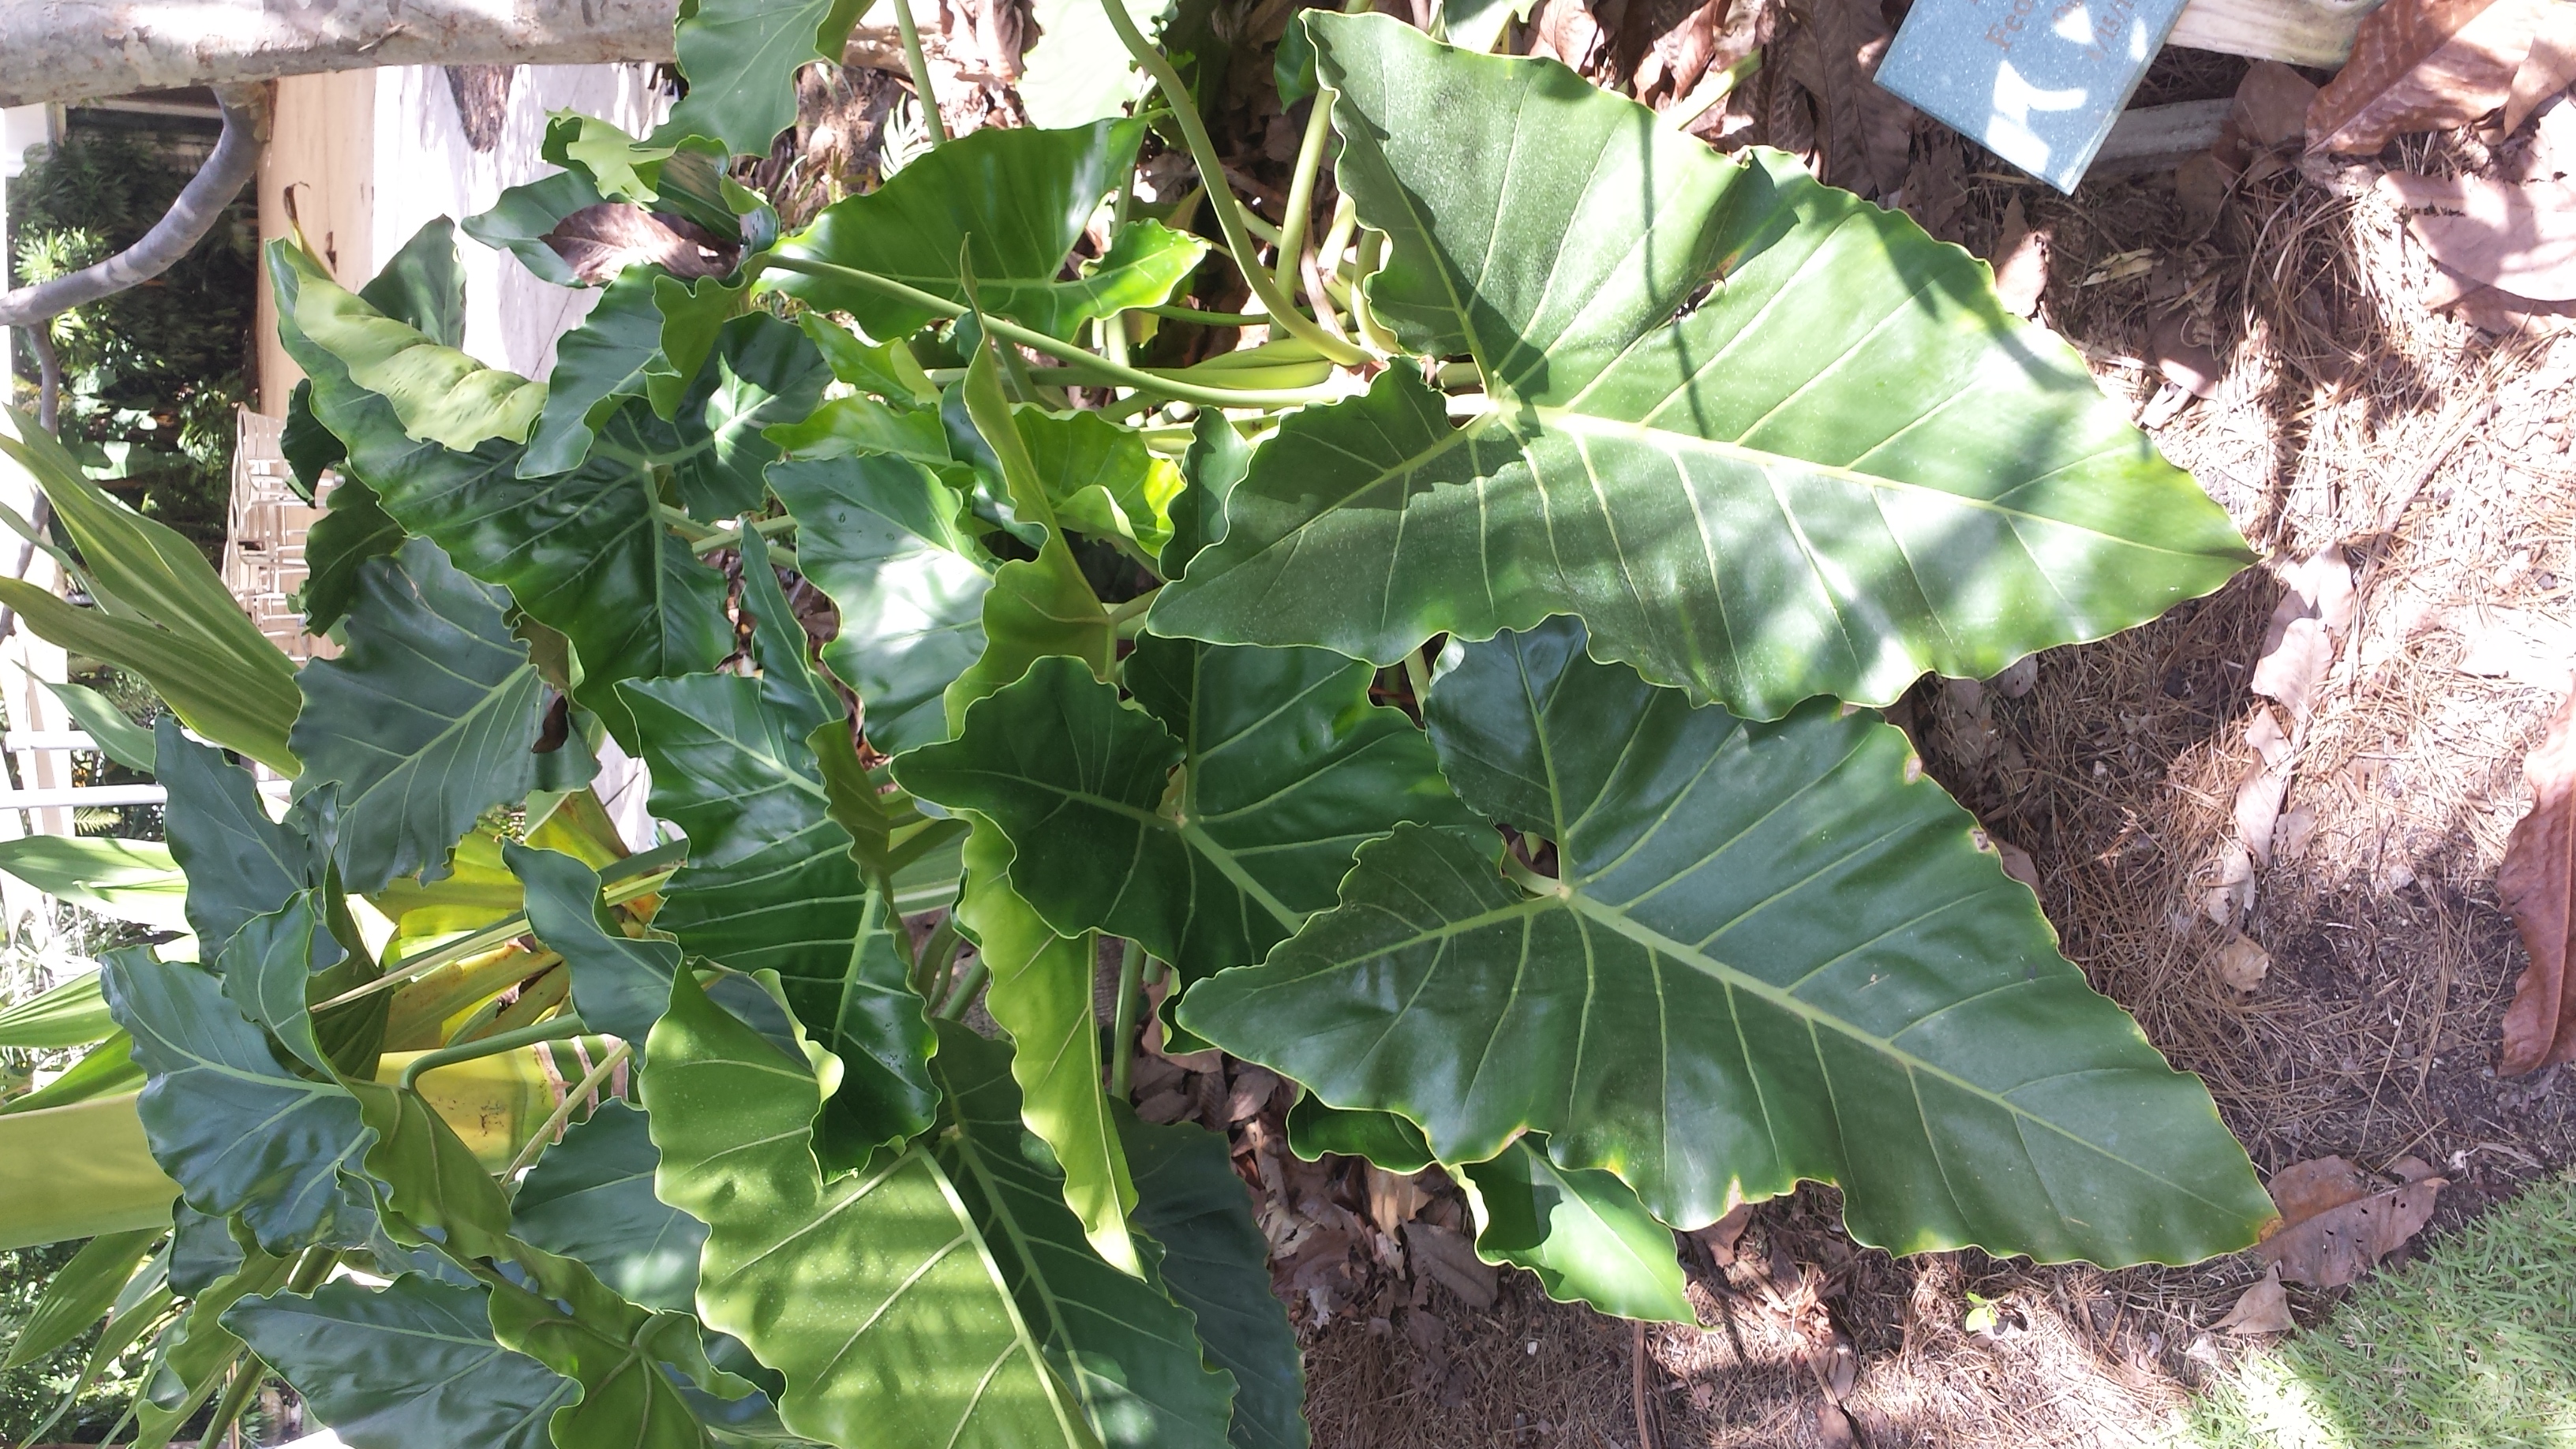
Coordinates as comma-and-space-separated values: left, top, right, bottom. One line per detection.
1877, 0, 2193, 191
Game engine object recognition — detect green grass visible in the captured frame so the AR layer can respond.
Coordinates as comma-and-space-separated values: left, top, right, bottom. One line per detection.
2184, 1170, 2576, 1449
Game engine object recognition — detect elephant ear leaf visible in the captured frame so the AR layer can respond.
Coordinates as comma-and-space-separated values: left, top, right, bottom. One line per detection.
764, 121, 1174, 343
103, 950, 376, 1256
283, 242, 544, 451
899, 639, 1479, 982
505, 843, 680, 1044
290, 537, 568, 895
218, 890, 346, 1076
1151, 13, 2252, 721
158, 720, 316, 964
664, 0, 874, 158
1181, 618, 2275, 1266
227, 1277, 577, 1449
623, 672, 938, 1162
509, 1101, 707, 1315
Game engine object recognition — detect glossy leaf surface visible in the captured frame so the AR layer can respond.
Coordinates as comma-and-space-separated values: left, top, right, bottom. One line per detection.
290, 538, 559, 893
509, 843, 683, 1044
228, 1276, 577, 1449
511, 1102, 708, 1315
625, 672, 938, 1159
665, 0, 873, 157
216, 891, 346, 1076
646, 969, 1105, 1449
1458, 1136, 1691, 1324
900, 644, 1477, 979
103, 951, 374, 1255
1183, 620, 2273, 1264
157, 721, 314, 960
1119, 1114, 1308, 1449
1152, 15, 2251, 720
765, 121, 1166, 342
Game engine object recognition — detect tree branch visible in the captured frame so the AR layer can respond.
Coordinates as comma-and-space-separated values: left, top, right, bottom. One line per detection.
0, 1, 683, 110
0, 85, 268, 330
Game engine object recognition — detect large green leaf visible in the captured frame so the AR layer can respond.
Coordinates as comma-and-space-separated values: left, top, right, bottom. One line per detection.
463, 169, 612, 288
286, 244, 545, 451
290, 537, 560, 894
300, 474, 406, 635
102, 950, 375, 1255
526, 268, 668, 476
938, 343, 1116, 728
1018, 0, 1165, 128
665, 0, 874, 157
0, 838, 188, 936
669, 313, 832, 518
0, 1088, 171, 1249
930, 1023, 1236, 1448
0, 967, 114, 1049
1118, 1114, 1307, 1449
646, 975, 1232, 1449
1151, 14, 2252, 721
217, 891, 346, 1076
1015, 406, 1185, 561
157, 720, 316, 965
955, 818, 1138, 1275
507, 844, 682, 1043
138, 1236, 294, 1449
768, 454, 992, 755
1456, 1136, 1691, 1324
765, 122, 1179, 343
647, 968, 1103, 1449
227, 1276, 578, 1449
0, 1037, 144, 1122
271, 242, 733, 737
511, 1101, 707, 1315
898, 642, 1478, 979
1182, 619, 2273, 1264
1163, 412, 1249, 579
623, 672, 938, 1161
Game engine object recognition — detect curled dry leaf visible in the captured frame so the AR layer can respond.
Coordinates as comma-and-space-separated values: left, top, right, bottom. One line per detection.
1987, 197, 2048, 320
1696, 1202, 1756, 1266
1782, 0, 1914, 198
2256, 1155, 2444, 1287
2309, 0, 2539, 153
543, 203, 737, 284
1404, 1220, 1499, 1310
2250, 548, 2355, 723
2499, 680, 2576, 1073
2236, 705, 2293, 867
2504, 0, 2576, 132
2214, 931, 2272, 993
2214, 1265, 2297, 1334
2380, 172, 2576, 300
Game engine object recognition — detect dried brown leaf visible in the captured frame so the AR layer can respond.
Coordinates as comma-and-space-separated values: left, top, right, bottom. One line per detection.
2176, 152, 2237, 236
2215, 931, 2272, 992
1365, 1166, 1433, 1237
2266, 1156, 2378, 1222
2213, 1266, 2297, 1334
2256, 1178, 2443, 1286
1696, 1202, 1756, 1266
2151, 309, 2225, 398
2381, 172, 2576, 299
2309, 0, 2540, 153
2232, 61, 2324, 155
1988, 198, 2048, 319
2500, 681, 2576, 1072
1403, 1221, 1499, 1309
1224, 1065, 1281, 1125
2506, 0, 2576, 131
543, 203, 736, 284
1787, 0, 1914, 197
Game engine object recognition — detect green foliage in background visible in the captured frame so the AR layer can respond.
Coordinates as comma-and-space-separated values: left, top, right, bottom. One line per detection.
8, 128, 258, 556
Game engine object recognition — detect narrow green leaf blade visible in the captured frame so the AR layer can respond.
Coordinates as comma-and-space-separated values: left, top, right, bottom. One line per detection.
43, 682, 157, 773
1182, 620, 2274, 1265
0, 839, 188, 936
0, 966, 115, 1049
956, 818, 1140, 1275
2, 1226, 163, 1369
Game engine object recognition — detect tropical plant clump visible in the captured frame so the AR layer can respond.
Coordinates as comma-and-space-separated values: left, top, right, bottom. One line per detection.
0, 5, 2278, 1447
